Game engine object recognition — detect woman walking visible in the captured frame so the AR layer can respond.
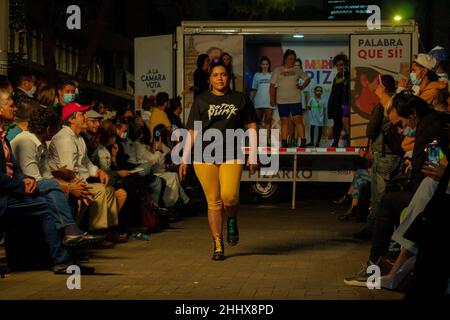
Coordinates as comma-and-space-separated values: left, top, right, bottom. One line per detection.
179, 63, 258, 260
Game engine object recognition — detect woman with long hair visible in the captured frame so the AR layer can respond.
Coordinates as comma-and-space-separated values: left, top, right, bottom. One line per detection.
251, 56, 273, 141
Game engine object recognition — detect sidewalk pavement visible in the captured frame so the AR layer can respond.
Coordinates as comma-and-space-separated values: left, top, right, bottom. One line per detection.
0, 201, 402, 300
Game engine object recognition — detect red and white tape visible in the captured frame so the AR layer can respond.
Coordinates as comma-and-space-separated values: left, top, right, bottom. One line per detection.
242, 147, 363, 155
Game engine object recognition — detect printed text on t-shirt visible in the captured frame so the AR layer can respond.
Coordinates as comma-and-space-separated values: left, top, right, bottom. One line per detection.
208, 104, 238, 120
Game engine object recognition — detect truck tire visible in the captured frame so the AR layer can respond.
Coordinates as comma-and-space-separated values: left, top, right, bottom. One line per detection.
250, 182, 283, 203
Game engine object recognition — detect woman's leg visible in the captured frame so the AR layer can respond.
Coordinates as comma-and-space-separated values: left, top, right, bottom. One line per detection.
193, 163, 222, 236
332, 116, 343, 147
388, 247, 414, 275
219, 160, 244, 246
342, 116, 350, 147
256, 109, 265, 127
115, 188, 127, 213
293, 115, 305, 140
309, 125, 315, 145
264, 108, 273, 134
292, 113, 306, 147
194, 163, 225, 259
317, 126, 323, 146
280, 117, 289, 144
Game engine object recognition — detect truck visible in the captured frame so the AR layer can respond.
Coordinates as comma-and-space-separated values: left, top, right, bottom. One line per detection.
134, 19, 420, 207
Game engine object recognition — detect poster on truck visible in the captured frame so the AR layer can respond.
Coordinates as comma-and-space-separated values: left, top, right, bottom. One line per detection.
184, 34, 244, 118
135, 35, 173, 110
349, 33, 412, 147
245, 43, 348, 143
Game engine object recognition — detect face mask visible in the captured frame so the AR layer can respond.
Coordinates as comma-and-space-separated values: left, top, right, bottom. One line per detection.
63, 93, 76, 104
409, 72, 422, 86
30, 86, 37, 96
120, 132, 128, 140
403, 126, 416, 137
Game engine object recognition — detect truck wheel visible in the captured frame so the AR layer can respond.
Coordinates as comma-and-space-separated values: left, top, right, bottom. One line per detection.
250, 182, 283, 203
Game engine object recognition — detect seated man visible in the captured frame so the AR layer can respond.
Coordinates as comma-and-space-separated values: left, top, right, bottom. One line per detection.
11, 107, 103, 247
47, 102, 126, 237
6, 99, 40, 142
0, 88, 92, 274
149, 92, 173, 143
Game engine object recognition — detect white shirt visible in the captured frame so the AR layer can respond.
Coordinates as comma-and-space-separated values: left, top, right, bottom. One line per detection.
10, 131, 53, 181
252, 72, 273, 109
270, 66, 309, 104
48, 126, 99, 181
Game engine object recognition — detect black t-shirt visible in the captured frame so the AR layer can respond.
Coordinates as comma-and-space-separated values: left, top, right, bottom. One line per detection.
186, 90, 258, 163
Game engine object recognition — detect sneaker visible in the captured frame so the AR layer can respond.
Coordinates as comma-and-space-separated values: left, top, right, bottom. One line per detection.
333, 194, 351, 205
353, 227, 372, 241
227, 217, 239, 246
53, 260, 95, 275
344, 261, 378, 287
63, 232, 105, 248
338, 206, 356, 221
212, 234, 225, 261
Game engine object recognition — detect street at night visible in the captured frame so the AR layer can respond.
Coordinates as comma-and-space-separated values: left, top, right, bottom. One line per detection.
1, 0, 450, 315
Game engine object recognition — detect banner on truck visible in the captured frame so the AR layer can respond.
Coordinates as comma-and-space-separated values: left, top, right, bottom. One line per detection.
135, 35, 173, 110
245, 42, 348, 143
183, 34, 244, 122
350, 33, 412, 147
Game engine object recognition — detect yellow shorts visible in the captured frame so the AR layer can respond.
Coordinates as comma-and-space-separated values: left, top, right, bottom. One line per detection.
193, 160, 243, 211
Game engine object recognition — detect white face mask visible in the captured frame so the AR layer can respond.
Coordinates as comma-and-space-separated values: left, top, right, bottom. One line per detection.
120, 132, 128, 140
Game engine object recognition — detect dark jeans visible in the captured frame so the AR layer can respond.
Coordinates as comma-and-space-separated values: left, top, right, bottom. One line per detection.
6, 194, 70, 265
405, 193, 450, 299
38, 179, 76, 230
332, 116, 343, 147
369, 191, 413, 263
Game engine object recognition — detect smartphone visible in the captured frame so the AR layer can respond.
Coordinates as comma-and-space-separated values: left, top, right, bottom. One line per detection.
427, 141, 441, 167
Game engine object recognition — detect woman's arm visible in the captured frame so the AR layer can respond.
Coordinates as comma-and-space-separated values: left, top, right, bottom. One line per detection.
269, 83, 277, 107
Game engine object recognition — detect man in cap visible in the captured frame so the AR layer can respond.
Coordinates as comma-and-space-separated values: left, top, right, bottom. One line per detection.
0, 89, 95, 274
399, 53, 447, 105
48, 102, 121, 235
82, 109, 104, 158
428, 45, 450, 92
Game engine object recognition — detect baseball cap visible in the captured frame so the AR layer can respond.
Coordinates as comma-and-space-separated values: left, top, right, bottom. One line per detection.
414, 53, 437, 72
86, 109, 104, 120
428, 46, 449, 66
62, 102, 91, 121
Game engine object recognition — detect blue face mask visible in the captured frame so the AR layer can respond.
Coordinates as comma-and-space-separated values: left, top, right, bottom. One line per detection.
63, 93, 76, 104
403, 126, 416, 137
409, 72, 422, 86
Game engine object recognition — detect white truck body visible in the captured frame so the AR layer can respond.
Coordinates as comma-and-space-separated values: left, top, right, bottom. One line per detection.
134, 20, 419, 203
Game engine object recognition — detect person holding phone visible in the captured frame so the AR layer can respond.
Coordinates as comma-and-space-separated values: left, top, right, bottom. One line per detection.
179, 62, 259, 260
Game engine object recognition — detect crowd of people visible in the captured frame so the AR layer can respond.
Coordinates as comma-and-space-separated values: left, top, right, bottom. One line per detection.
0, 75, 197, 275
338, 46, 450, 299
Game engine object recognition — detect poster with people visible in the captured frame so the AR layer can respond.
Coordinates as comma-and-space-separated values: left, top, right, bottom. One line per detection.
245, 43, 348, 142
135, 35, 174, 110
350, 34, 412, 146
183, 34, 244, 121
